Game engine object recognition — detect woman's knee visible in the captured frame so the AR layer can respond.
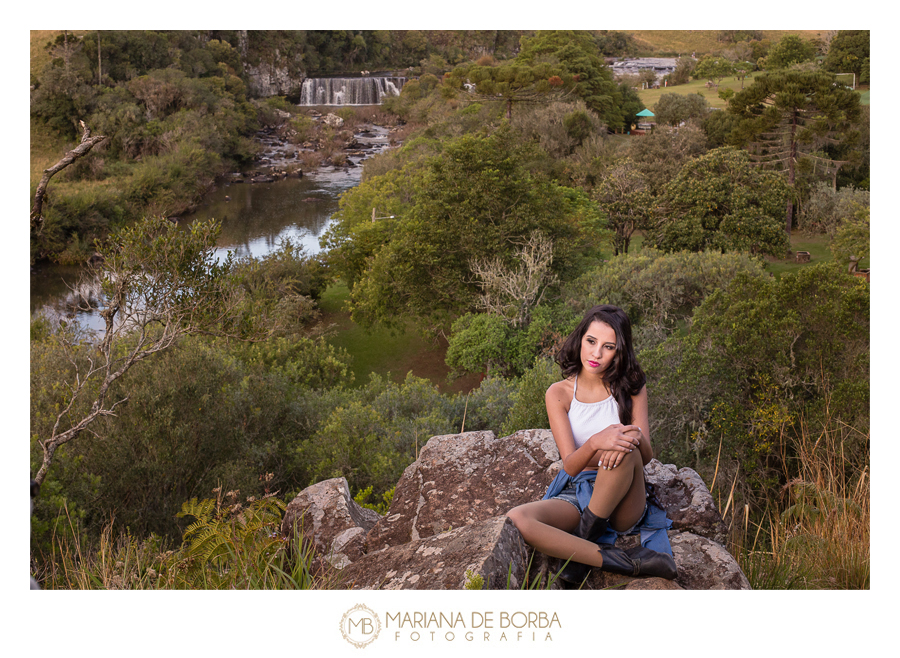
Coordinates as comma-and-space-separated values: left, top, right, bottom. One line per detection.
507, 505, 528, 530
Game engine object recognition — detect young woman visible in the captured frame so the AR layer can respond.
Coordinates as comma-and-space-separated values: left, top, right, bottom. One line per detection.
507, 305, 676, 583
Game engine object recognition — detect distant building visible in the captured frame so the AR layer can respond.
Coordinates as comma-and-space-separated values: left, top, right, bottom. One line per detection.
610, 58, 680, 84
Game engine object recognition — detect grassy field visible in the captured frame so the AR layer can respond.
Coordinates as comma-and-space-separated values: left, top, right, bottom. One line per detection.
637, 76, 870, 113
318, 282, 482, 394
626, 30, 828, 57
638, 76, 755, 111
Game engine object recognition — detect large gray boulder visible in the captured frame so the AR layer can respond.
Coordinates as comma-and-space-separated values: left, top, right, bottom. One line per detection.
280, 477, 381, 570
279, 430, 749, 590
644, 461, 729, 545
365, 429, 559, 551
338, 516, 528, 590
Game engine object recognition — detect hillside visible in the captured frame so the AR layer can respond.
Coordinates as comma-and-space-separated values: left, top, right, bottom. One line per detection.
625, 29, 830, 56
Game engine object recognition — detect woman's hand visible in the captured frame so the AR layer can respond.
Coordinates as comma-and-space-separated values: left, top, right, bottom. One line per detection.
597, 449, 626, 470
589, 424, 642, 454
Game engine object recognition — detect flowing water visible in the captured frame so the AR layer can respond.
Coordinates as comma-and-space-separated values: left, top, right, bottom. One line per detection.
299, 76, 405, 106
29, 124, 392, 332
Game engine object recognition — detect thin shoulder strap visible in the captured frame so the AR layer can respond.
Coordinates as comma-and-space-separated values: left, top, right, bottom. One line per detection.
573, 374, 578, 394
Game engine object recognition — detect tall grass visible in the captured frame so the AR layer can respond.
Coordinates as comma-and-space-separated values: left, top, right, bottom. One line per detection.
35, 494, 333, 590
715, 415, 869, 589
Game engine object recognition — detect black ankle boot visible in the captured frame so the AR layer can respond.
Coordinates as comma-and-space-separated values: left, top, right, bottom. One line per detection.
596, 543, 678, 580
557, 508, 609, 586
623, 545, 678, 580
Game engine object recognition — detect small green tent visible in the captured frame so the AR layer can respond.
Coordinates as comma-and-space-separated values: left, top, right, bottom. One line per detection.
636, 109, 655, 117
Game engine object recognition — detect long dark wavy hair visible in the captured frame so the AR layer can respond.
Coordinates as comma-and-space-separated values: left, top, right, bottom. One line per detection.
555, 305, 646, 425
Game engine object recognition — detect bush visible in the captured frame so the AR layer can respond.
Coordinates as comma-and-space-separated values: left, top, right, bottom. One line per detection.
641, 263, 869, 489
511, 99, 603, 159
799, 182, 870, 237
297, 373, 467, 496
564, 249, 769, 350
500, 358, 560, 437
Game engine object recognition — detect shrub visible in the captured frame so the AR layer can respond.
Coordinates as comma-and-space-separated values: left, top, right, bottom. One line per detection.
564, 249, 769, 350
500, 358, 560, 436
642, 263, 869, 489
799, 181, 870, 237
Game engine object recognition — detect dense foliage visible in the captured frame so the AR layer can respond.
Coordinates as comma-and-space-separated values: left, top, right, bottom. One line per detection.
323, 125, 585, 333
648, 147, 791, 255
31, 30, 871, 590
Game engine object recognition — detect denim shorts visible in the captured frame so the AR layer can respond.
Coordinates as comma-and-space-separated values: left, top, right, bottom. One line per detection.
550, 480, 582, 512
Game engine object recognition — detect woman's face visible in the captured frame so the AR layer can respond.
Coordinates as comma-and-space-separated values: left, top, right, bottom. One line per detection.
580, 320, 617, 376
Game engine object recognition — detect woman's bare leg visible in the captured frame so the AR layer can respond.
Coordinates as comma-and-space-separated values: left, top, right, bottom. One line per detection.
586, 449, 646, 532
507, 500, 605, 567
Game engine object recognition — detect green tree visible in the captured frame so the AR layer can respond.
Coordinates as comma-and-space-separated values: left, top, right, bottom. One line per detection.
332, 126, 581, 333
653, 92, 710, 127
625, 123, 708, 196
693, 55, 735, 87
564, 248, 769, 351
516, 30, 625, 130
31, 216, 269, 487
762, 35, 816, 70
830, 204, 870, 266
728, 70, 862, 234
592, 158, 652, 255
823, 30, 870, 85
665, 56, 696, 86
648, 147, 791, 256
445, 60, 575, 120
642, 263, 868, 482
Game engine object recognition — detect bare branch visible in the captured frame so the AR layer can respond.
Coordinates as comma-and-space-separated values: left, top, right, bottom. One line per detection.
31, 121, 107, 233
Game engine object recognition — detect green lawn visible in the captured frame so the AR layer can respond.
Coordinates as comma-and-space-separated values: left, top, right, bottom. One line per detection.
637, 78, 870, 113
638, 77, 750, 111
318, 282, 481, 394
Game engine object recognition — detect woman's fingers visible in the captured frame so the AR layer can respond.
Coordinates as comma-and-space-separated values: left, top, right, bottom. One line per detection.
599, 450, 626, 470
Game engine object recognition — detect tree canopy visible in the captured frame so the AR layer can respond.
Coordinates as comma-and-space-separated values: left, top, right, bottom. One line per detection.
727, 70, 862, 233
761, 35, 817, 70
323, 125, 583, 333
648, 147, 791, 256
823, 30, 870, 84
516, 30, 625, 130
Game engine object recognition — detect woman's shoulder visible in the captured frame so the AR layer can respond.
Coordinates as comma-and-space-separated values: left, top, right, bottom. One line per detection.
546, 378, 575, 405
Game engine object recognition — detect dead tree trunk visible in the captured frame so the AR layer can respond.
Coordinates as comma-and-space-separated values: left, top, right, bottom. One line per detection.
31, 121, 106, 233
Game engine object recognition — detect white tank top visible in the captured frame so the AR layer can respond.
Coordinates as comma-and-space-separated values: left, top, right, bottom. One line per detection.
569, 375, 621, 448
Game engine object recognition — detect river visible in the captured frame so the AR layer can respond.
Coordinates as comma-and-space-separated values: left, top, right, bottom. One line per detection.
29, 124, 392, 332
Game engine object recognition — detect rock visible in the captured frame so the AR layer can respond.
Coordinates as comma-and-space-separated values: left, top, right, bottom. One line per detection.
338, 516, 528, 590
669, 532, 751, 589
364, 429, 559, 551
644, 461, 728, 544
564, 530, 746, 590
250, 175, 275, 184
282, 430, 749, 590
281, 477, 381, 570
323, 113, 344, 128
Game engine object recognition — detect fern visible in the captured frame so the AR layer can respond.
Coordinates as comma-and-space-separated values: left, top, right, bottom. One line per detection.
174, 493, 289, 588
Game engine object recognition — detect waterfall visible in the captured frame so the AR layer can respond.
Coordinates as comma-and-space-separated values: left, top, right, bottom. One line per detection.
299, 77, 406, 106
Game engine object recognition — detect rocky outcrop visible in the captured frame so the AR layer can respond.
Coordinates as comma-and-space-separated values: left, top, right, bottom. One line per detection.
244, 62, 301, 98
281, 430, 750, 590
339, 516, 528, 590
644, 461, 729, 545
365, 429, 559, 551
281, 477, 380, 570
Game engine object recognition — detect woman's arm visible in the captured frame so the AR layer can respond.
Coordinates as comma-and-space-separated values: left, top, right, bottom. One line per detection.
546, 382, 596, 476
546, 382, 641, 476
595, 386, 652, 470
631, 385, 653, 466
